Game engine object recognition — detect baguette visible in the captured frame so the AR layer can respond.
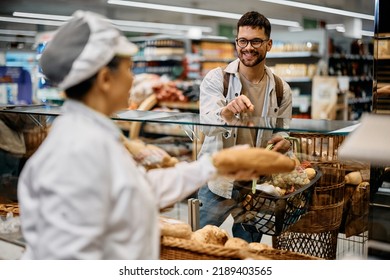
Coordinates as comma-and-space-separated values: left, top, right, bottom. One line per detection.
121, 135, 178, 169
212, 147, 295, 176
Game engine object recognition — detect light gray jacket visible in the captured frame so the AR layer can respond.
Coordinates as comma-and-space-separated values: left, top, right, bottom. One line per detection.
198, 58, 292, 198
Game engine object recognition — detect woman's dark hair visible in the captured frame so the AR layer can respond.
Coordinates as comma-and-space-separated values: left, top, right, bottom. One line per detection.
237, 11, 271, 38
65, 55, 123, 100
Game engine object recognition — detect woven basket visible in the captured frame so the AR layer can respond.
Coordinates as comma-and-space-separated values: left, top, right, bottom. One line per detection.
272, 167, 345, 260
0, 202, 19, 217
272, 229, 339, 260
239, 167, 321, 236
160, 236, 266, 260
249, 248, 321, 260
160, 236, 320, 260
289, 167, 346, 233
290, 133, 345, 163
23, 125, 50, 157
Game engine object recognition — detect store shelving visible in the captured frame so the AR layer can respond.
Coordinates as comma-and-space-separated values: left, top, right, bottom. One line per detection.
328, 47, 374, 120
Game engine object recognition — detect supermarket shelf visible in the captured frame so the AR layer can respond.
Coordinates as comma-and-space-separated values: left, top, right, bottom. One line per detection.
283, 77, 312, 83
133, 55, 184, 62
158, 101, 199, 110
267, 51, 322, 59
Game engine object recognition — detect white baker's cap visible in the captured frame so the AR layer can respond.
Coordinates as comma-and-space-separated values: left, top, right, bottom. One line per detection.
40, 10, 138, 90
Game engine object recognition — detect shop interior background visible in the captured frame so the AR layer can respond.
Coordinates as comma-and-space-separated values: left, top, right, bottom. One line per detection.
0, 0, 376, 120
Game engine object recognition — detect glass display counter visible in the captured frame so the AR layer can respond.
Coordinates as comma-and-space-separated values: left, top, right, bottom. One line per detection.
0, 104, 362, 259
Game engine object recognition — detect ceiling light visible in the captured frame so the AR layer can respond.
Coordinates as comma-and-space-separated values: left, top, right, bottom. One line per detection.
12, 12, 212, 34
258, 0, 374, 21
118, 25, 186, 36
107, 0, 301, 28
0, 16, 64, 26
108, 0, 241, 19
112, 19, 212, 33
13, 12, 70, 21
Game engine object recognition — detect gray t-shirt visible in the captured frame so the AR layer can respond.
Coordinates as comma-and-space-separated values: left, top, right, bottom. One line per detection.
236, 73, 267, 147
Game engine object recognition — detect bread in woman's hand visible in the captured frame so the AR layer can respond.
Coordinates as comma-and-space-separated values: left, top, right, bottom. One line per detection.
212, 146, 295, 176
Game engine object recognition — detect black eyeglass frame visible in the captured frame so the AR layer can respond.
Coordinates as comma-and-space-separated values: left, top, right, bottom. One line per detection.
235, 38, 270, 48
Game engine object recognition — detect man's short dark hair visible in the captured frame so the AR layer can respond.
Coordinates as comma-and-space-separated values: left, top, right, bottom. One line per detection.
237, 11, 271, 38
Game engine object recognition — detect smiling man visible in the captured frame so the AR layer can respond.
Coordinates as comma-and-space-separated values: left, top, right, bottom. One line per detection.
197, 11, 293, 243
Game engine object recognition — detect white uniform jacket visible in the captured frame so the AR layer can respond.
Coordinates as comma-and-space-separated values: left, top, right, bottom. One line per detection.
18, 100, 216, 259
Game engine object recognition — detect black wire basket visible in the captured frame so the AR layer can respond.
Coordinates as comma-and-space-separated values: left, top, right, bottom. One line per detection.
238, 167, 322, 236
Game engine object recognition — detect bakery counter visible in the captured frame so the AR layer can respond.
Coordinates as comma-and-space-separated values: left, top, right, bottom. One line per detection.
1, 104, 364, 260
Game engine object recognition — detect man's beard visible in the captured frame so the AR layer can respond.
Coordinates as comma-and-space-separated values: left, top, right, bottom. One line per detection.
238, 50, 266, 67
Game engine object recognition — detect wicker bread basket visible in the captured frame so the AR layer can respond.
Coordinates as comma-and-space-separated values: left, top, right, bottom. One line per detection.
23, 125, 50, 157
0, 202, 19, 217
160, 236, 320, 260
160, 236, 265, 260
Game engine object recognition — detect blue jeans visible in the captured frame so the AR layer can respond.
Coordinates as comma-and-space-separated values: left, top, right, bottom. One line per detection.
197, 184, 263, 243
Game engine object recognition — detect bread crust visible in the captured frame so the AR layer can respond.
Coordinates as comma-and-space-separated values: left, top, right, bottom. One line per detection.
212, 147, 295, 176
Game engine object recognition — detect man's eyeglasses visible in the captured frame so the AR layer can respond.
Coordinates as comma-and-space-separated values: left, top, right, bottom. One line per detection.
236, 38, 269, 48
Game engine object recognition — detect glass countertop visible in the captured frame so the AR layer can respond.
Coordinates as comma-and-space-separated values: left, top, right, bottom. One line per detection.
0, 104, 359, 135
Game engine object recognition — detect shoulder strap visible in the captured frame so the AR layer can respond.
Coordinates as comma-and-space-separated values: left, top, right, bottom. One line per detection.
222, 68, 230, 98
273, 73, 283, 108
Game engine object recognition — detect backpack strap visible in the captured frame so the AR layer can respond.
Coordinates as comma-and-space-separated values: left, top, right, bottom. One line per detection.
222, 68, 284, 108
222, 68, 230, 98
273, 73, 283, 108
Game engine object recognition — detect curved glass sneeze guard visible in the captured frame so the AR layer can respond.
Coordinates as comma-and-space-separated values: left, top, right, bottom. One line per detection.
1, 104, 359, 135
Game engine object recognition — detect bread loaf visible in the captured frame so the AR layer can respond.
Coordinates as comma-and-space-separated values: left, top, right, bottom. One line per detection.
248, 242, 271, 251
212, 147, 295, 176
159, 216, 192, 239
191, 225, 229, 246
224, 237, 249, 249
121, 135, 178, 169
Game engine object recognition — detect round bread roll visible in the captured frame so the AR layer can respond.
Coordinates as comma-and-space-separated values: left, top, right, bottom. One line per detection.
191, 225, 229, 246
248, 242, 271, 251
224, 237, 249, 249
304, 167, 317, 180
212, 147, 295, 176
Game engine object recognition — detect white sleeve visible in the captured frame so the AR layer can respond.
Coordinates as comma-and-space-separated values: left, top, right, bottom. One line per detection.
145, 155, 217, 209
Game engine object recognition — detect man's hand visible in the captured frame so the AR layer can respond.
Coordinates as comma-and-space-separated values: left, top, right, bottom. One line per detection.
221, 95, 254, 118
267, 135, 291, 154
